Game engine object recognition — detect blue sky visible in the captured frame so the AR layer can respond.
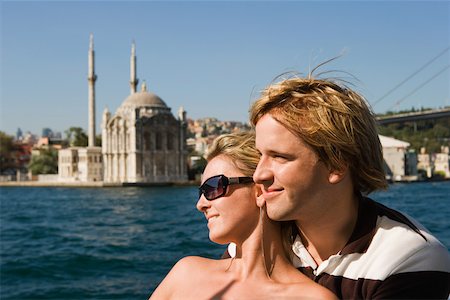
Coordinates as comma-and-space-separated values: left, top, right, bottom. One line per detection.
1, 1, 449, 137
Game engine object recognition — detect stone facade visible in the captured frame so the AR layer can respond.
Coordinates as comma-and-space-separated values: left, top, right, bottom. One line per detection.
101, 83, 188, 184
434, 147, 450, 178
58, 36, 188, 185
58, 146, 102, 182
417, 147, 432, 178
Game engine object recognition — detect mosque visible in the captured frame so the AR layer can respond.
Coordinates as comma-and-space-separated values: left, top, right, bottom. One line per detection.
59, 34, 188, 184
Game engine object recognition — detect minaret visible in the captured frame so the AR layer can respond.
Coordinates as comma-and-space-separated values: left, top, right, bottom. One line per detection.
88, 33, 97, 147
130, 40, 139, 94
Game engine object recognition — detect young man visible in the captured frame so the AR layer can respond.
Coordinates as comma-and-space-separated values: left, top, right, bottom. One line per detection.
249, 73, 450, 299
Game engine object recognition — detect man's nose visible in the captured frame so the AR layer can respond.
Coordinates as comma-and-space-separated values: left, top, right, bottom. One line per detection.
253, 158, 273, 185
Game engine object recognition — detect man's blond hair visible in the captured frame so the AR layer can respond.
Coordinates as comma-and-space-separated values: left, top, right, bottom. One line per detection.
250, 73, 387, 194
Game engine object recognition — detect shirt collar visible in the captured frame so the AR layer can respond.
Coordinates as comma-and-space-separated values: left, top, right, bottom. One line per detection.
340, 195, 378, 255
292, 195, 378, 264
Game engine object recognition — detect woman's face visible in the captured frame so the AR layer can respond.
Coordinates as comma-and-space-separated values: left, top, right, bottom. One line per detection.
196, 155, 260, 245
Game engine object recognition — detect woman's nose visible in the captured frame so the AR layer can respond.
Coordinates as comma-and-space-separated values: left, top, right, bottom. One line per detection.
196, 193, 211, 212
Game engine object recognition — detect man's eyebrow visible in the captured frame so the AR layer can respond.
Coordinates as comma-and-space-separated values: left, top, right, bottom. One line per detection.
256, 143, 291, 156
264, 149, 291, 156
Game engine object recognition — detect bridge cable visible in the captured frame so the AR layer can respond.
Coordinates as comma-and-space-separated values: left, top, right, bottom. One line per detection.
386, 65, 450, 112
372, 47, 449, 107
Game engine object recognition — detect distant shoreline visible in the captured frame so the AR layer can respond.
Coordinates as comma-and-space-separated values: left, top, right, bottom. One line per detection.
0, 181, 199, 188
1, 179, 447, 188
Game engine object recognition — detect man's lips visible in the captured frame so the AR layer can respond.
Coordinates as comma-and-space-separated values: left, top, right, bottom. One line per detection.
262, 188, 283, 199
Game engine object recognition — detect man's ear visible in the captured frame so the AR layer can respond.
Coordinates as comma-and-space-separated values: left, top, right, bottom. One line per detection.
328, 165, 348, 184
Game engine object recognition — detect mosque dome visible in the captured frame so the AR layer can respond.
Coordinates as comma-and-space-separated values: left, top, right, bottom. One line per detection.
120, 81, 168, 109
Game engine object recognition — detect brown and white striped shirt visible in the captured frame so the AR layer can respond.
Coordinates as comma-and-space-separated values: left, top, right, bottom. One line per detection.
292, 197, 450, 299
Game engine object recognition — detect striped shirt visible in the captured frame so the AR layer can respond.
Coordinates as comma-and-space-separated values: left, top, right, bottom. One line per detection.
292, 197, 450, 299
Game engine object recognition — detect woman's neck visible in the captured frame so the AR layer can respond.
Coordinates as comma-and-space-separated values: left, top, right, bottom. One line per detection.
228, 212, 295, 283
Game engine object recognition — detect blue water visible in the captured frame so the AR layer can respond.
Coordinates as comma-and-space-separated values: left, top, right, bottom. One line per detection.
1, 181, 449, 299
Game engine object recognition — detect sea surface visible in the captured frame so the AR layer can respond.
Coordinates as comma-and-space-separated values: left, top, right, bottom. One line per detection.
1, 181, 449, 299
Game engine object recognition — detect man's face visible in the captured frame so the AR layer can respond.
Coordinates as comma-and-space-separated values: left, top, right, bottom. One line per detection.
253, 114, 331, 222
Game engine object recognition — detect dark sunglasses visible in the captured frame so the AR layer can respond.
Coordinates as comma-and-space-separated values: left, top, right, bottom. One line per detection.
198, 174, 254, 200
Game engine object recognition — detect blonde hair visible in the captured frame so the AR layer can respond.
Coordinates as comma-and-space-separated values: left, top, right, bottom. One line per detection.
206, 131, 260, 177
208, 132, 293, 276
250, 73, 387, 194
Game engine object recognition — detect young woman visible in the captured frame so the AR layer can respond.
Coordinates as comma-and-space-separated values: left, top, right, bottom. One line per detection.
150, 132, 337, 299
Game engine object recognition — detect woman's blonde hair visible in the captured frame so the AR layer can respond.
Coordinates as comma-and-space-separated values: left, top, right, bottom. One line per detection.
207, 131, 294, 272
205, 131, 260, 177
250, 73, 387, 194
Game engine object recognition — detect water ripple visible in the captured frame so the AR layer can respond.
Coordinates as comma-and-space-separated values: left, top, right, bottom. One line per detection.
1, 182, 448, 299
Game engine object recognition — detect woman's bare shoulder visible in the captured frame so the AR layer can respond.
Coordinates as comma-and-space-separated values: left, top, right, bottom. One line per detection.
161, 256, 217, 280
173, 255, 225, 271
149, 256, 228, 299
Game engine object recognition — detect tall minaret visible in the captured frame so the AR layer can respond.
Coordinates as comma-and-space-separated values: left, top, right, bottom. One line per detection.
88, 33, 97, 147
130, 40, 139, 94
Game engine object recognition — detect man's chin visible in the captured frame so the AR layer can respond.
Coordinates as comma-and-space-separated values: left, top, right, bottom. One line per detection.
266, 207, 290, 222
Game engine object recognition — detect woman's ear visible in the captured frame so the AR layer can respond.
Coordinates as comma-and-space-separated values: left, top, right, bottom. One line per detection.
255, 185, 265, 207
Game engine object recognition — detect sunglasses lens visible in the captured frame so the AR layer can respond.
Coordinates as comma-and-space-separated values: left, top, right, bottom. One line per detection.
201, 175, 225, 200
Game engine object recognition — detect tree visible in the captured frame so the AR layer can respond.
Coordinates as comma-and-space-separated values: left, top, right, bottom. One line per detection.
95, 134, 102, 147
65, 127, 88, 147
0, 131, 14, 172
28, 149, 58, 175
377, 114, 450, 154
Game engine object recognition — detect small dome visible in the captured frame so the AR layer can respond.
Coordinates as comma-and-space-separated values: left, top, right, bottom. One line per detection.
120, 81, 167, 109
121, 91, 167, 109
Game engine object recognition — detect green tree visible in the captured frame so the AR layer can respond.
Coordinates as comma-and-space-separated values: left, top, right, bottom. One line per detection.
28, 149, 58, 175
0, 131, 14, 172
65, 127, 88, 147
95, 134, 102, 147
377, 110, 450, 154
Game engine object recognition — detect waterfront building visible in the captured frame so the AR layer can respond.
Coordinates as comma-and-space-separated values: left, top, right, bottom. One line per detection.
417, 147, 433, 178
58, 148, 78, 180
57, 34, 188, 184
58, 34, 102, 183
379, 135, 415, 181
58, 147, 103, 182
405, 149, 418, 177
434, 146, 450, 178
101, 42, 188, 184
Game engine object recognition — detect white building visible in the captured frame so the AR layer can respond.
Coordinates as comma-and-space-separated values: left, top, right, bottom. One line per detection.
434, 146, 450, 178
379, 135, 414, 181
102, 83, 188, 184
58, 35, 187, 185
58, 34, 102, 183
101, 41, 188, 184
417, 147, 433, 178
59, 147, 103, 182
